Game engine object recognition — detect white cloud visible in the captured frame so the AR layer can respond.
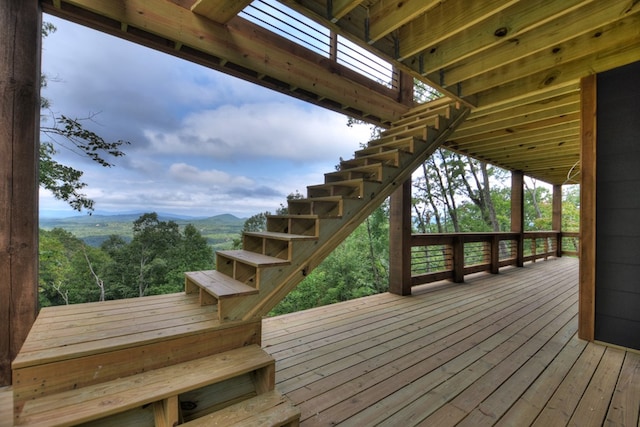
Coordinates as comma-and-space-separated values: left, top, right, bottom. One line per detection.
145, 102, 371, 162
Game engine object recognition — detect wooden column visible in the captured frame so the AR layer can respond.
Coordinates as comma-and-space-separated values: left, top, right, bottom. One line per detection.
579, 74, 596, 342
552, 184, 563, 257
0, 0, 41, 386
389, 179, 412, 295
397, 70, 415, 107
511, 171, 524, 267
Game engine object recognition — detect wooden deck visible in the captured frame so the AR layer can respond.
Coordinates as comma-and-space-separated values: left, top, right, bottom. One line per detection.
263, 257, 640, 426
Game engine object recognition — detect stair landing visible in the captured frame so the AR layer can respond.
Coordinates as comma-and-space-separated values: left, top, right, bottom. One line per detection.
12, 293, 262, 407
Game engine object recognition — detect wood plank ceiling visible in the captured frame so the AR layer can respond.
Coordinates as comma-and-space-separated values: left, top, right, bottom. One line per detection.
41, 0, 640, 185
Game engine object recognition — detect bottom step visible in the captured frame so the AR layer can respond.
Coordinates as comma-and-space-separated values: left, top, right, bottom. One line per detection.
183, 390, 300, 427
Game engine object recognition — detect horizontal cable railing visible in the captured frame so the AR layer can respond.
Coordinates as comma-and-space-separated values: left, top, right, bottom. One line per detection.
411, 231, 579, 286
240, 0, 396, 89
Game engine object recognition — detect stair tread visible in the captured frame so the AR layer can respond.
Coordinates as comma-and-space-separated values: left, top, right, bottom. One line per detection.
308, 178, 374, 188
267, 214, 319, 219
182, 390, 300, 426
185, 270, 259, 298
16, 345, 273, 426
244, 231, 317, 241
218, 250, 291, 267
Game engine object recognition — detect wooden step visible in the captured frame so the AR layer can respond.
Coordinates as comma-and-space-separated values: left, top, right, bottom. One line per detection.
266, 215, 319, 237
185, 270, 259, 321
375, 115, 442, 142
182, 390, 300, 427
396, 96, 455, 122
287, 196, 345, 217
14, 345, 275, 426
216, 250, 290, 289
324, 163, 388, 183
392, 102, 452, 127
243, 231, 317, 261
340, 149, 411, 170
307, 178, 379, 199
356, 136, 425, 157
12, 295, 263, 411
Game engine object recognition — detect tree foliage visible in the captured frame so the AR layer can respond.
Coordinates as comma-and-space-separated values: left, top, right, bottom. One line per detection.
39, 213, 214, 306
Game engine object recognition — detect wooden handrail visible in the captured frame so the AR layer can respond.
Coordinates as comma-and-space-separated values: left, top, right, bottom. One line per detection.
409, 231, 579, 286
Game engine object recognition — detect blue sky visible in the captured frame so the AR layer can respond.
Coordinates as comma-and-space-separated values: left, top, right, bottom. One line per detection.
40, 15, 372, 218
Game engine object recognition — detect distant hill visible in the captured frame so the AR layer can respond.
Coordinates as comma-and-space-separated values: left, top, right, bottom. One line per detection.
40, 213, 247, 250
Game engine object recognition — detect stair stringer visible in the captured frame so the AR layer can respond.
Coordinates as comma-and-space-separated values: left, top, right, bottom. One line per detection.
238, 103, 471, 321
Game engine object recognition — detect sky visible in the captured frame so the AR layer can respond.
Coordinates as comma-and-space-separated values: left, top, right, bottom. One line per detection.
39, 14, 373, 219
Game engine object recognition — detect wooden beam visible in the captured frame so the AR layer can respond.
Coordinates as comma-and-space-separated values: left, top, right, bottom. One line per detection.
511, 171, 524, 267
436, 10, 640, 94
368, 0, 440, 43
330, 0, 363, 23
579, 74, 596, 342
459, 92, 579, 132
190, 0, 252, 24
454, 104, 580, 140
0, 0, 41, 386
389, 179, 412, 296
413, 0, 591, 75
397, 0, 516, 60
472, 39, 640, 109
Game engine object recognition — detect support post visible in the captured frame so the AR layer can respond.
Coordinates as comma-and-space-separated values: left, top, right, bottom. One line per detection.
397, 70, 415, 107
0, 0, 41, 386
552, 184, 563, 257
389, 179, 412, 295
579, 74, 597, 342
511, 171, 524, 267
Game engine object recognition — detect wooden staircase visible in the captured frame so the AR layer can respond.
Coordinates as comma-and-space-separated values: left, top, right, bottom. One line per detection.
10, 99, 468, 426
185, 99, 469, 323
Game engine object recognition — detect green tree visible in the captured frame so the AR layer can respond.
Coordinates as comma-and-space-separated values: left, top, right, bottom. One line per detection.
101, 213, 214, 297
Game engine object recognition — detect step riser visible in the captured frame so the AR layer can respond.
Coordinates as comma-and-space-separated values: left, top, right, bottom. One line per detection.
12, 320, 262, 405
288, 199, 342, 217
244, 235, 294, 261
266, 216, 318, 237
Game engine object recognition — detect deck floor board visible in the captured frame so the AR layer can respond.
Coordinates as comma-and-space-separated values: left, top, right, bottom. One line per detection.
263, 257, 640, 426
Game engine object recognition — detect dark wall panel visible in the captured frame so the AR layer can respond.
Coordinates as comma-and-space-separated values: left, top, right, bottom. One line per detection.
595, 60, 640, 350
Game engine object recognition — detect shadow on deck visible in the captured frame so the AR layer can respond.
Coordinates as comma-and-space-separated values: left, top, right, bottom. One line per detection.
263, 257, 640, 426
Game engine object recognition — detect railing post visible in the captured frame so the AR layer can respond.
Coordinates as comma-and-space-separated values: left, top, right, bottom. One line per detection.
452, 235, 464, 283
490, 235, 500, 274
389, 179, 412, 295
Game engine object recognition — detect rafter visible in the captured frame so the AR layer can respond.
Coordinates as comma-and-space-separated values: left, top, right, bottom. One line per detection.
191, 0, 252, 24
330, 0, 363, 23
431, 0, 640, 90
368, 0, 439, 43
397, 0, 516, 61
410, 0, 592, 76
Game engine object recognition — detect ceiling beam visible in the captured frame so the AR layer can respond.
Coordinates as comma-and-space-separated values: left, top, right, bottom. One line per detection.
410, 0, 592, 76
191, 0, 253, 24
397, 0, 516, 61
473, 41, 640, 108
432, 0, 640, 90
330, 0, 363, 22
368, 0, 439, 43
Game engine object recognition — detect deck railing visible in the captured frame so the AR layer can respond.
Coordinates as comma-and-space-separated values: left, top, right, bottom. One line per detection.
410, 231, 579, 286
